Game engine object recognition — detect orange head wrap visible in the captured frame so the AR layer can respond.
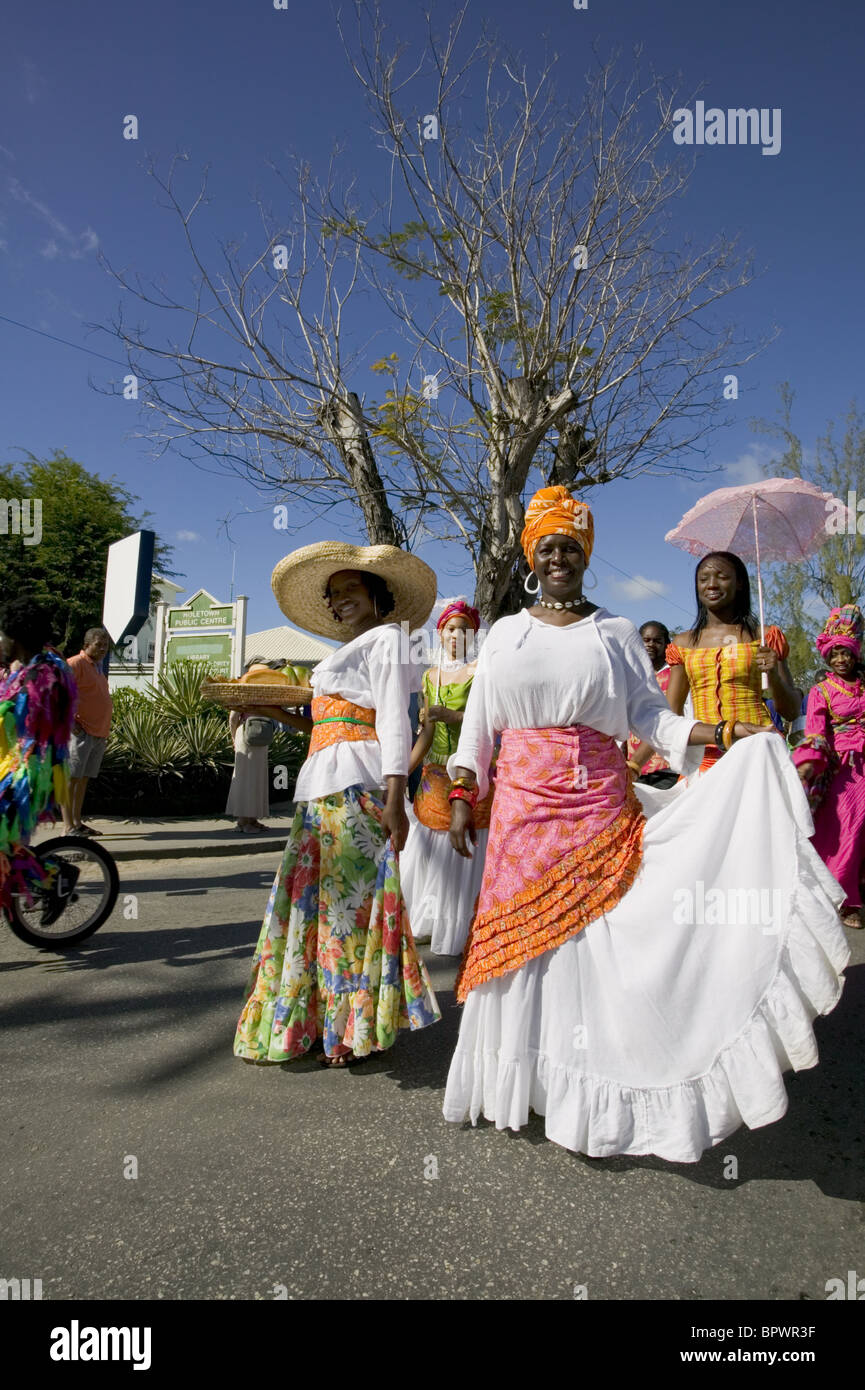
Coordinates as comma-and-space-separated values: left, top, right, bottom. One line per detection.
520, 486, 594, 569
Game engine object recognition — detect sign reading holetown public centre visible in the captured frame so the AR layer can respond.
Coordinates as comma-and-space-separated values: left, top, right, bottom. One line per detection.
168, 605, 233, 629
162, 589, 245, 679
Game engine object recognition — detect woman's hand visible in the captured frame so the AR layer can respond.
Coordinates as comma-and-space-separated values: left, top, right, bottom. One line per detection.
449, 799, 477, 858
732, 720, 775, 739
382, 798, 410, 852
428, 704, 462, 726
382, 775, 410, 852
754, 646, 779, 674
796, 759, 818, 785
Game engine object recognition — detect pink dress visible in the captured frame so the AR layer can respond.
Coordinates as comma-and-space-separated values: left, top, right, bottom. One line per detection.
792, 675, 865, 907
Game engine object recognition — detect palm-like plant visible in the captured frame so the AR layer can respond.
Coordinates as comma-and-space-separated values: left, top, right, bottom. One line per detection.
178, 712, 234, 769
98, 658, 309, 814
146, 660, 223, 722
108, 704, 188, 778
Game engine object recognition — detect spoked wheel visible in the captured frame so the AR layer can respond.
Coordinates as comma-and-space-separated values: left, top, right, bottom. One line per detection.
6, 836, 120, 947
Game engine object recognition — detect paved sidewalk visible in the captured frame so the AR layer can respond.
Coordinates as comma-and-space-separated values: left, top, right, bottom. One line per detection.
32, 807, 296, 861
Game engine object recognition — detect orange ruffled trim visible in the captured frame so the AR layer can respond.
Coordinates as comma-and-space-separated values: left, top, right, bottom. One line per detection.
455, 787, 645, 1002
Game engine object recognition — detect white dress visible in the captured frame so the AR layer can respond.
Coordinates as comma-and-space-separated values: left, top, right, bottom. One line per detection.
442, 608, 849, 1162
401, 664, 489, 955
401, 807, 488, 955
225, 721, 269, 819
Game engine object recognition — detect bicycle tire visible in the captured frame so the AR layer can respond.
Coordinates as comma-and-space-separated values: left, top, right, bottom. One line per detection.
6, 836, 120, 947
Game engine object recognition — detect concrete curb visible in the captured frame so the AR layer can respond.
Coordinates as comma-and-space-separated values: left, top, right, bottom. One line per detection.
108, 836, 286, 862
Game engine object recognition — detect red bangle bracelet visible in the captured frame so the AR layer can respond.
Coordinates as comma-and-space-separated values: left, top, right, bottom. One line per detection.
448, 785, 478, 809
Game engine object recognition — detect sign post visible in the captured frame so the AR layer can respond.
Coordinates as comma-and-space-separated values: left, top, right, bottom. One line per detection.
152, 601, 169, 684
102, 531, 156, 647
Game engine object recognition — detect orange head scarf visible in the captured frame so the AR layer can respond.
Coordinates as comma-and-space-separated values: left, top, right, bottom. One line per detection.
520, 486, 594, 569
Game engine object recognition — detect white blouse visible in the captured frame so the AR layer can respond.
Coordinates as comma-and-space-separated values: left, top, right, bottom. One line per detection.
293, 624, 420, 802
448, 608, 698, 800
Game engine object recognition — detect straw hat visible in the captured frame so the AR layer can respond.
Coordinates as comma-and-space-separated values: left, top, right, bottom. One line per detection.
271, 541, 437, 638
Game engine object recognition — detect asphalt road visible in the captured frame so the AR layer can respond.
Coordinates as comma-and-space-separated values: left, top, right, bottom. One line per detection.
1, 851, 863, 1302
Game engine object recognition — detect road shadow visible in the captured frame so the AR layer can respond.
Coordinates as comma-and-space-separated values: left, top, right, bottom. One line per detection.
0, 863, 280, 975
389, 965, 865, 1200
0, 914, 264, 975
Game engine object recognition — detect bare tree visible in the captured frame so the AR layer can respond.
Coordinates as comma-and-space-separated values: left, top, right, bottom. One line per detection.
98, 3, 762, 619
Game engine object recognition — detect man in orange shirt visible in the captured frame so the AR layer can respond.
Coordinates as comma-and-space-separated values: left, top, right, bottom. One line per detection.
63, 627, 113, 836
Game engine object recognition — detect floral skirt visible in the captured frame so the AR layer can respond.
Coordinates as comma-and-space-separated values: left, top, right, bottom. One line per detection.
233, 785, 440, 1062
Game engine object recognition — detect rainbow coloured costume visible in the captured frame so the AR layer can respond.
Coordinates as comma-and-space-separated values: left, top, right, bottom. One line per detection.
0, 651, 77, 905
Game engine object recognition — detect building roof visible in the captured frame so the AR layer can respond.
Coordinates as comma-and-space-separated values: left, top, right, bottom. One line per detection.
244, 625, 337, 665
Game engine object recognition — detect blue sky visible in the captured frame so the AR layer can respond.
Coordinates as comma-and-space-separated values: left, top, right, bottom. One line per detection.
2, 0, 863, 640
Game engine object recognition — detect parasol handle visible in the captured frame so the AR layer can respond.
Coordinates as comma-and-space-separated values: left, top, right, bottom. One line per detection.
752, 495, 769, 693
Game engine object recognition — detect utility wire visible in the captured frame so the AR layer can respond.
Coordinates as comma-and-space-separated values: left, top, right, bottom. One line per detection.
0, 313, 128, 368
592, 552, 695, 618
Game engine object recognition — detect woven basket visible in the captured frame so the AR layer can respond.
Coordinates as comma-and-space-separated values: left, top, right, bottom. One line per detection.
201, 679, 312, 710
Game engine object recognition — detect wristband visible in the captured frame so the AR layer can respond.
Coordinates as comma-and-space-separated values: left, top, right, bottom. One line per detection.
722, 719, 736, 750
714, 720, 726, 751
448, 785, 478, 809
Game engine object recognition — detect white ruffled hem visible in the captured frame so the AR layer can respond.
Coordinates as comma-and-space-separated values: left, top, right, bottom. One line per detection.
443, 740, 850, 1163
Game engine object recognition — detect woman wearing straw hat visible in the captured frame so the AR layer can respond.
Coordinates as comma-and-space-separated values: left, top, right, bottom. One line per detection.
233, 542, 441, 1067
401, 598, 493, 955
442, 486, 849, 1161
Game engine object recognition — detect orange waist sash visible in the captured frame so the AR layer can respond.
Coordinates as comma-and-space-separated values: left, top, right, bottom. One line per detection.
456, 726, 644, 1002
309, 696, 377, 756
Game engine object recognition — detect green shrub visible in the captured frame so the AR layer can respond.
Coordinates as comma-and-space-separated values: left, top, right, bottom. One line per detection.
90, 661, 309, 816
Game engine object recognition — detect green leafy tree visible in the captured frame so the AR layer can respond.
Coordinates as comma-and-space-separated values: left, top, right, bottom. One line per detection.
0, 450, 175, 653
755, 386, 865, 691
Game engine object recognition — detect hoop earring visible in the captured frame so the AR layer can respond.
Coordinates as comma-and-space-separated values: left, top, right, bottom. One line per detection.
373, 597, 379, 619
582, 567, 597, 591
523, 571, 540, 596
